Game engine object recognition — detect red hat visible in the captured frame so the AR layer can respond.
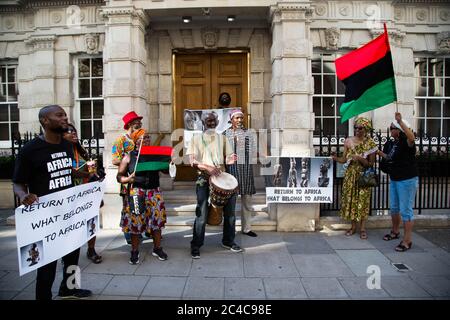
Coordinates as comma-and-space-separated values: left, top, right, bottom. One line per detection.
122, 111, 143, 130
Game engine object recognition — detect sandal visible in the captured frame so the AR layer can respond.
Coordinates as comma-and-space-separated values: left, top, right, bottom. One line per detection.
87, 250, 103, 264
360, 230, 368, 240
383, 230, 400, 241
345, 228, 356, 236
395, 241, 412, 252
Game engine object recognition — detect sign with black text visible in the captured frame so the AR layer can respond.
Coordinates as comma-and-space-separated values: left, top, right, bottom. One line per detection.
15, 181, 105, 275
266, 157, 333, 203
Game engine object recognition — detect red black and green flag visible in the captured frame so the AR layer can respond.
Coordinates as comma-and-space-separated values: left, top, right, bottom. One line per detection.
135, 146, 172, 172
335, 24, 397, 123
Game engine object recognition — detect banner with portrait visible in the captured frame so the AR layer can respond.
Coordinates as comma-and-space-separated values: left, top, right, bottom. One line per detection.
265, 157, 334, 203
15, 181, 105, 275
183, 108, 238, 147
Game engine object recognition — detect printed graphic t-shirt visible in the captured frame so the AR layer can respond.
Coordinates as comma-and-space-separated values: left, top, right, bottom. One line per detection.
13, 137, 74, 197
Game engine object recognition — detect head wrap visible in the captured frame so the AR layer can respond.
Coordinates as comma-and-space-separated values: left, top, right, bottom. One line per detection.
130, 129, 146, 143
229, 109, 244, 120
391, 119, 411, 132
354, 117, 373, 134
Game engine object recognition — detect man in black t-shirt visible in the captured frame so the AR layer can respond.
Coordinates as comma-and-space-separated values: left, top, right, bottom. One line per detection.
13, 105, 92, 300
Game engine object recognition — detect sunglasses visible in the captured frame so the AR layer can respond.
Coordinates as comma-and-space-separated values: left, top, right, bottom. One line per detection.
353, 126, 364, 130
66, 129, 76, 133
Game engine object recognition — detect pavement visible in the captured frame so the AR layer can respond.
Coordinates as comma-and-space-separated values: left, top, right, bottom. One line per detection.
0, 220, 449, 300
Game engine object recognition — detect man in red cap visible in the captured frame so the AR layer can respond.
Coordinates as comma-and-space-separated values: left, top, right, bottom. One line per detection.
112, 111, 143, 244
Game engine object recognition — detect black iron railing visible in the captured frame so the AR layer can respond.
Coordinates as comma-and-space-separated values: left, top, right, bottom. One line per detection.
315, 130, 450, 215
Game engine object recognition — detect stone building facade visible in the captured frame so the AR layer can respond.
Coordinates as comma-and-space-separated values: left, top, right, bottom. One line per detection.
1, 0, 449, 230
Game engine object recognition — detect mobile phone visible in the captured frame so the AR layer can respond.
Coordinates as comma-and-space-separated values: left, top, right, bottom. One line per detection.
392, 263, 411, 272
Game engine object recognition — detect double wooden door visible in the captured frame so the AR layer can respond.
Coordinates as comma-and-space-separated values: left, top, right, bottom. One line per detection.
174, 53, 248, 180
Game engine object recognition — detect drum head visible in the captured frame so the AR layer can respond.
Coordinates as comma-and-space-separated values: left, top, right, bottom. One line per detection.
210, 172, 238, 191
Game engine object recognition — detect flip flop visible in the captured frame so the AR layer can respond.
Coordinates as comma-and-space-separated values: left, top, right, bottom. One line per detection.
360, 230, 368, 240
395, 241, 412, 252
383, 231, 400, 241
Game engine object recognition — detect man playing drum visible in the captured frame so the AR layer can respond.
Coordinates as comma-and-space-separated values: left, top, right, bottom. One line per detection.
186, 111, 242, 259
223, 109, 258, 237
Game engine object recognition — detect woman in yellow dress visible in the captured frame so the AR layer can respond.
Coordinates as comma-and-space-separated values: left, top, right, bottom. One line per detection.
332, 117, 376, 239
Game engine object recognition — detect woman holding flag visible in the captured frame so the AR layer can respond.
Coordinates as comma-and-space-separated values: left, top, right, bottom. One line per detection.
331, 117, 376, 240
116, 129, 169, 264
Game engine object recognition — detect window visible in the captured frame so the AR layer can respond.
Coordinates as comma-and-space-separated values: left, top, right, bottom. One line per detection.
0, 63, 19, 142
312, 54, 348, 137
415, 57, 450, 137
76, 57, 103, 139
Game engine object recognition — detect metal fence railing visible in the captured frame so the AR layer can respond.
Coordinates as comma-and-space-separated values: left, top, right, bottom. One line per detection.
315, 129, 450, 215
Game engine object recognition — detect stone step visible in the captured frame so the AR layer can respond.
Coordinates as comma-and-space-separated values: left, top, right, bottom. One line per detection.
163, 190, 267, 204
165, 203, 268, 216
165, 212, 277, 231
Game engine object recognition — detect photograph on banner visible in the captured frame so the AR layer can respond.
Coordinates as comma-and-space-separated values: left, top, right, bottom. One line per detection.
183, 108, 237, 147
266, 156, 333, 203
15, 181, 105, 275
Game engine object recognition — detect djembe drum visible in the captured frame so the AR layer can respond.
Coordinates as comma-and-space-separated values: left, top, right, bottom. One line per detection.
207, 172, 238, 225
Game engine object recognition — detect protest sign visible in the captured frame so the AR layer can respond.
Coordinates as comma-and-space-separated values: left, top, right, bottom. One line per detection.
15, 181, 105, 275
266, 157, 334, 203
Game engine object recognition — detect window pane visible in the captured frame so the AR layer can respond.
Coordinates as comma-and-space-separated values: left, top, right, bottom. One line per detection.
323, 60, 335, 74
323, 75, 335, 94
322, 97, 335, 116
416, 78, 427, 96
416, 99, 426, 117
1, 67, 5, 82
92, 100, 103, 118
314, 118, 321, 136
313, 97, 321, 116
446, 59, 450, 77
93, 120, 103, 139
80, 100, 91, 119
91, 58, 103, 77
0, 123, 9, 140
80, 120, 92, 139
433, 59, 444, 77
323, 118, 335, 136
7, 67, 15, 82
445, 78, 450, 97
427, 99, 441, 117
8, 84, 17, 100
11, 122, 19, 139
336, 117, 348, 136
443, 119, 449, 136
0, 105, 8, 121
417, 118, 425, 134
10, 104, 19, 121
79, 59, 90, 77
91, 79, 102, 97
337, 79, 345, 95
313, 74, 321, 94
312, 61, 321, 74
415, 59, 427, 77
0, 84, 6, 102
79, 79, 90, 98
426, 119, 440, 136
427, 78, 439, 96
444, 99, 450, 117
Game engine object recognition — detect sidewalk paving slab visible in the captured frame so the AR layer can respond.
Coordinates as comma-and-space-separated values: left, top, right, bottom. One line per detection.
243, 252, 299, 278
225, 278, 266, 299
301, 277, 348, 299
183, 277, 225, 299
291, 254, 354, 277
323, 234, 376, 250
384, 252, 450, 276
407, 275, 450, 297
283, 233, 335, 254
135, 248, 193, 277
102, 275, 150, 296
141, 276, 187, 298
336, 249, 404, 277
380, 276, 432, 298
338, 277, 390, 298
190, 252, 244, 278
263, 277, 308, 299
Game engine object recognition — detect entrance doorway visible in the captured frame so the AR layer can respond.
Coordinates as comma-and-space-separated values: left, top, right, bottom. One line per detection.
174, 52, 249, 180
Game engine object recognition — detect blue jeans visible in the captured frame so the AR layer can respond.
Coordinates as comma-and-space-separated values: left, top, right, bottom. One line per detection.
389, 176, 418, 222
191, 183, 237, 249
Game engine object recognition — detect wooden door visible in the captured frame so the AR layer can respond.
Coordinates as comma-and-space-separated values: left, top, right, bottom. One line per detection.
174, 52, 248, 181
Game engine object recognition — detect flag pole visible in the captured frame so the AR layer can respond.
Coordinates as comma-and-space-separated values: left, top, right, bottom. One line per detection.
384, 22, 399, 113
132, 138, 143, 175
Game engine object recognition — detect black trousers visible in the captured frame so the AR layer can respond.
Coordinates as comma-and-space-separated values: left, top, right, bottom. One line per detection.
35, 248, 80, 300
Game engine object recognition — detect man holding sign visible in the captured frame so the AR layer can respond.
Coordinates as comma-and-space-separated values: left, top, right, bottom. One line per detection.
13, 105, 92, 300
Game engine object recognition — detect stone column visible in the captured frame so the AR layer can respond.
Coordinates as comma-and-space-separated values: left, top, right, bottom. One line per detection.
269, 1, 318, 231
18, 35, 58, 133
100, 6, 149, 228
